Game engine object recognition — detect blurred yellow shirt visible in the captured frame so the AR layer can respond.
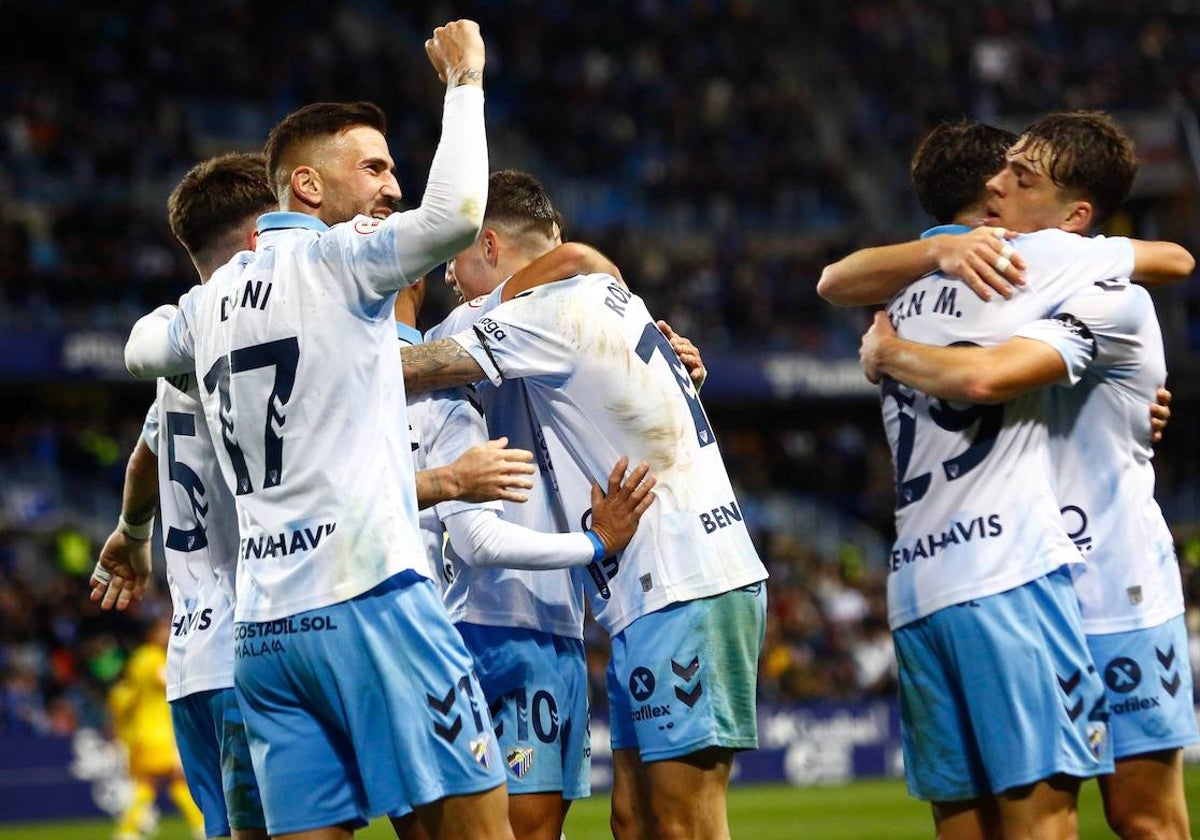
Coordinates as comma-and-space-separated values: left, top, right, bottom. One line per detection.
108, 643, 178, 777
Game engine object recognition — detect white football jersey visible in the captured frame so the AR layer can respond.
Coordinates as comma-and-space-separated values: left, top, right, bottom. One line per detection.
128, 85, 485, 622
166, 213, 465, 621
1015, 282, 1182, 634
427, 293, 586, 639
882, 228, 1135, 629
452, 274, 767, 636
141, 378, 239, 702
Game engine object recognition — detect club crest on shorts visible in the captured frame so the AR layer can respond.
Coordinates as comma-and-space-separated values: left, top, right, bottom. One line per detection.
470, 735, 493, 769
1085, 722, 1108, 760
506, 747, 534, 779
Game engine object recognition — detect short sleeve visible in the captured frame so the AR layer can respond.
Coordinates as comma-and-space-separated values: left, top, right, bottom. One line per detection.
448, 294, 577, 386
1014, 315, 1096, 386
141, 401, 161, 455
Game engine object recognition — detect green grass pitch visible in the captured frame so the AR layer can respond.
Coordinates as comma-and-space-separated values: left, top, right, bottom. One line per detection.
4, 768, 1199, 839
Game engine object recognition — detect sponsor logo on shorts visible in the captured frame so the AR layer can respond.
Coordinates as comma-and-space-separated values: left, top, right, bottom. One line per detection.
629, 667, 655, 702
234, 615, 339, 639
1110, 695, 1161, 715
1104, 657, 1142, 694
632, 703, 672, 722
506, 747, 534, 779
471, 735, 492, 769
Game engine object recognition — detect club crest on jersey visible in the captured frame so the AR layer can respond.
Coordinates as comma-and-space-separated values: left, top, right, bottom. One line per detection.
470, 735, 492, 769
506, 747, 534, 779
353, 217, 382, 235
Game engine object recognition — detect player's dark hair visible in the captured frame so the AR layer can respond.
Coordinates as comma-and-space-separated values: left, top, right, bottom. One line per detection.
263, 101, 388, 196
167, 152, 275, 257
1010, 110, 1137, 225
910, 120, 1017, 224
484, 169, 560, 242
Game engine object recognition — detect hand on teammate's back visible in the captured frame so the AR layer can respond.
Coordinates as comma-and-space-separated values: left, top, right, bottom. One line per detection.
448, 436, 535, 503
859, 310, 896, 384
424, 19, 485, 88
588, 457, 657, 556
91, 530, 152, 611
1150, 386, 1172, 444
658, 320, 706, 390
930, 225, 1026, 301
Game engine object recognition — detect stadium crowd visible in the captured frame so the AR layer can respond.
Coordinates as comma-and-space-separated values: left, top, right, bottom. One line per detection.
2, 1, 1200, 350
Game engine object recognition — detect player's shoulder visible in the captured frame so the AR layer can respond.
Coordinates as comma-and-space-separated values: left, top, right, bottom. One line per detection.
1059, 278, 1153, 330
428, 290, 499, 339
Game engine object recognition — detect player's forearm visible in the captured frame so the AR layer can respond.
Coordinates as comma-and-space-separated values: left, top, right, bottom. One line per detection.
1129, 240, 1195, 285
875, 337, 1063, 404
400, 338, 487, 395
391, 86, 488, 285
874, 338, 1006, 404
502, 242, 623, 302
444, 509, 593, 569
818, 239, 941, 305
122, 438, 160, 526
415, 465, 458, 509
125, 305, 192, 378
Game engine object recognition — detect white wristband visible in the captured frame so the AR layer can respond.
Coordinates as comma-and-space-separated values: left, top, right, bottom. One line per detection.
118, 514, 154, 541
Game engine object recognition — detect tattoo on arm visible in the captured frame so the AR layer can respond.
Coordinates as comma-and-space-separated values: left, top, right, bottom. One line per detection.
400, 339, 486, 395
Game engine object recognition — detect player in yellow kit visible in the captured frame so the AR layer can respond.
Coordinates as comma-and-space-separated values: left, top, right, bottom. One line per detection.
108, 616, 205, 840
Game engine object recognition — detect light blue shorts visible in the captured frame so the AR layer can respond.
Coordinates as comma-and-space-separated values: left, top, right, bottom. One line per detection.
170, 687, 265, 838
1088, 614, 1199, 760
456, 623, 590, 799
233, 571, 505, 836
894, 568, 1113, 802
607, 582, 766, 762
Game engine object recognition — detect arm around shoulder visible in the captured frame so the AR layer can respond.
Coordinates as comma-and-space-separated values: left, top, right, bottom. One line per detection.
1129, 240, 1194, 285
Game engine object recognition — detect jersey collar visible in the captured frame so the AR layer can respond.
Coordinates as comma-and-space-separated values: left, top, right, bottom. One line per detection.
395, 322, 424, 346
920, 224, 971, 238
256, 212, 329, 235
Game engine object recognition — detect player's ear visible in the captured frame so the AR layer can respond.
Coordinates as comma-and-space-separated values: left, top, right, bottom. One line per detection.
291, 166, 321, 209
1060, 199, 1093, 235
481, 228, 501, 267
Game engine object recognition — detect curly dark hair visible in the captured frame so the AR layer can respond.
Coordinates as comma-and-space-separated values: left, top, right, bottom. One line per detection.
910, 120, 1017, 224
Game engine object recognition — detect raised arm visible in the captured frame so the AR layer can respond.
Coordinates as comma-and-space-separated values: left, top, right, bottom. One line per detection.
858, 311, 1067, 404
500, 242, 623, 302
817, 227, 1025, 306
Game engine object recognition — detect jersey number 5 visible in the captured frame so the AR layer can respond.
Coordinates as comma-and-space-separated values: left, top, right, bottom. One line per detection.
203, 337, 300, 495
164, 411, 209, 552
